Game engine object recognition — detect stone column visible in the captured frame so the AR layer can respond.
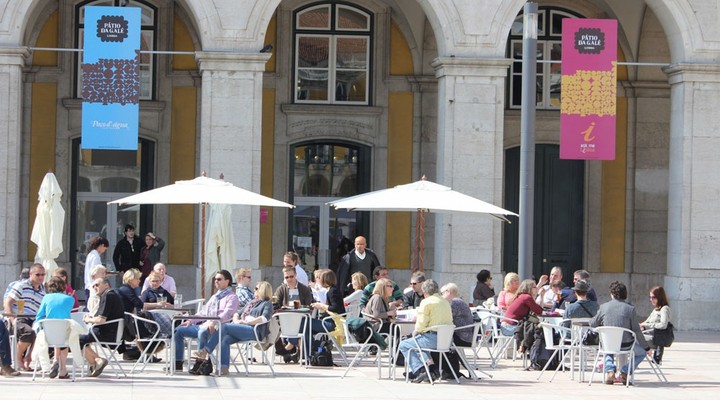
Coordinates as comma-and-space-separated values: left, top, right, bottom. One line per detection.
663, 63, 720, 330
195, 52, 271, 270
430, 57, 511, 297
0, 47, 28, 283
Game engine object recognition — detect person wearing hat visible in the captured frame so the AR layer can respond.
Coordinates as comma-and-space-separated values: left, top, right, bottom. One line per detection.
564, 280, 599, 319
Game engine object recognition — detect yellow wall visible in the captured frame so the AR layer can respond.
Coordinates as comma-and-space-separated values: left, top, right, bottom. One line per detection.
33, 11, 58, 66
168, 87, 197, 264
599, 56, 629, 273
389, 22, 413, 76
173, 14, 197, 70
260, 88, 276, 265
385, 92, 413, 269
27, 83, 58, 259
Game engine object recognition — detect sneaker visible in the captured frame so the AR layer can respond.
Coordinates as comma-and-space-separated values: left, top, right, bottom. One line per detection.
605, 371, 615, 385
90, 358, 108, 377
620, 372, 630, 385
193, 349, 208, 360
0, 365, 21, 377
220, 367, 229, 376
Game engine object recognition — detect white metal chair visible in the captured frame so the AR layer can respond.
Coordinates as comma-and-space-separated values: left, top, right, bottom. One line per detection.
3, 317, 17, 370
274, 312, 309, 367
588, 326, 636, 387
484, 314, 519, 368
403, 324, 458, 385
536, 322, 573, 381
452, 321, 492, 379
230, 320, 275, 376
124, 312, 170, 374
340, 317, 384, 379
345, 302, 360, 319
320, 313, 349, 366
32, 319, 78, 382
85, 318, 127, 378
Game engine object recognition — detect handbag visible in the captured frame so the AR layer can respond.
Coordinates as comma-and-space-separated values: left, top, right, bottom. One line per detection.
582, 329, 599, 346
652, 322, 675, 347
525, 313, 541, 325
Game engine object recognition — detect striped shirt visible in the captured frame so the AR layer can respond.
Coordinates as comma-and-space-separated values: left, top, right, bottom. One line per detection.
6, 279, 46, 315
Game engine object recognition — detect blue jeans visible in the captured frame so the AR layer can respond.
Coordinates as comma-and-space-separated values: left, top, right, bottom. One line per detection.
174, 323, 218, 361
0, 320, 11, 367
604, 341, 646, 374
398, 331, 438, 374
219, 323, 257, 369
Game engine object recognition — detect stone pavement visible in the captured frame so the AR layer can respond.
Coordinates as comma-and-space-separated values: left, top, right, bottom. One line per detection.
3, 331, 718, 400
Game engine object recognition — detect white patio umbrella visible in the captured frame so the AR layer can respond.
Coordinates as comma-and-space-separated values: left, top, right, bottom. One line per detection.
327, 176, 518, 272
109, 175, 294, 296
30, 172, 66, 279
204, 203, 235, 286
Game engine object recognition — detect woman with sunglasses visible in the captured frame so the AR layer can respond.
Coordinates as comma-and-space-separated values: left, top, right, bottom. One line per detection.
362, 277, 397, 333
639, 286, 671, 364
210, 280, 274, 376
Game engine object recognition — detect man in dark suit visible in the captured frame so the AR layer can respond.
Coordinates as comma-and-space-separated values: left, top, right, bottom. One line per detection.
337, 236, 381, 296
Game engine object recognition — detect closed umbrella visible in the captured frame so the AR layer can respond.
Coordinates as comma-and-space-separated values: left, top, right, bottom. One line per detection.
30, 172, 65, 279
328, 176, 517, 272
204, 203, 236, 287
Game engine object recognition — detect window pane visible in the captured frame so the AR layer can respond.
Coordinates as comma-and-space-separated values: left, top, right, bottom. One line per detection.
536, 75, 544, 107
335, 71, 366, 102
512, 41, 522, 59
297, 69, 328, 101
298, 5, 330, 29
337, 6, 369, 30
549, 43, 562, 107
336, 37, 367, 69
298, 36, 329, 68
551, 11, 571, 36
511, 16, 523, 36
512, 76, 522, 107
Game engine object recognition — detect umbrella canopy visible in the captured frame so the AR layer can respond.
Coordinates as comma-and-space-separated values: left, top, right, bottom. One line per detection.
204, 203, 236, 286
109, 175, 293, 296
30, 172, 65, 279
328, 177, 517, 272
328, 178, 517, 218
109, 176, 293, 208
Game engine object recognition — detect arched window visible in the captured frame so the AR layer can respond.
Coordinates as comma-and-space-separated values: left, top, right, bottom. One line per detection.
508, 7, 582, 109
294, 3, 372, 105
75, 0, 157, 100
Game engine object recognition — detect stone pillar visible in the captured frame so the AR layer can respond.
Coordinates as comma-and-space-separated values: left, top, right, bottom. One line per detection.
0, 47, 28, 284
430, 57, 511, 298
195, 52, 271, 272
664, 63, 720, 330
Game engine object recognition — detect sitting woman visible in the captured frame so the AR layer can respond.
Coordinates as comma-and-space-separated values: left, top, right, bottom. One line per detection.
141, 271, 175, 310
210, 281, 274, 376
503, 279, 544, 353
343, 272, 368, 317
639, 285, 671, 364
34, 277, 76, 379
472, 269, 495, 306
117, 268, 144, 313
497, 272, 520, 311
441, 283, 474, 346
309, 270, 346, 356
362, 278, 397, 333
52, 267, 79, 309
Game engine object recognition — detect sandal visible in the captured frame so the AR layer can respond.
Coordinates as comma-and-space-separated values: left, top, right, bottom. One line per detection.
58, 373, 70, 380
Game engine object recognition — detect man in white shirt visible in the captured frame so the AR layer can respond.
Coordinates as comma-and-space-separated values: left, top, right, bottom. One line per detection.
284, 252, 309, 286
536, 266, 563, 309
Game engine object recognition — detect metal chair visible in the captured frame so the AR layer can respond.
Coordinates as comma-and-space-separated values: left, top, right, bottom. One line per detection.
536, 322, 573, 381
32, 319, 78, 382
403, 324, 458, 385
340, 317, 384, 379
85, 318, 127, 378
274, 312, 309, 367
124, 312, 170, 373
452, 321, 492, 379
588, 326, 636, 387
229, 320, 275, 377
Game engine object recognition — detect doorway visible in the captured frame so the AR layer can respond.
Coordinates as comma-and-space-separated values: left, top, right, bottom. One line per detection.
289, 142, 370, 271
503, 144, 584, 283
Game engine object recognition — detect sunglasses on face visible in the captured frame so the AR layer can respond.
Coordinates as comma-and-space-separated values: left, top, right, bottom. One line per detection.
214, 277, 224, 282
284, 276, 295, 279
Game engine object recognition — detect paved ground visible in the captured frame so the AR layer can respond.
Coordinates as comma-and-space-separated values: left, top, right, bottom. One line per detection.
3, 331, 719, 400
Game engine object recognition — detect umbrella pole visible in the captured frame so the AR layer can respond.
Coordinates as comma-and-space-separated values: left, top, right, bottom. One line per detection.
413, 209, 426, 273
201, 202, 206, 298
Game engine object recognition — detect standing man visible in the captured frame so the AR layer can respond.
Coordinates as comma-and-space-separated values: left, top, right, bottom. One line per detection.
3, 263, 46, 371
283, 252, 309, 286
398, 279, 453, 383
112, 224, 143, 273
337, 236, 381, 295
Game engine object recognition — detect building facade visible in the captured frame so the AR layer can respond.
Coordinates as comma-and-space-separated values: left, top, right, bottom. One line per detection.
0, 0, 718, 329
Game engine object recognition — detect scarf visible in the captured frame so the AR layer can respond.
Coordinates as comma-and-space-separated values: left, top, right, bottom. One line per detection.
207, 287, 233, 316
241, 298, 262, 320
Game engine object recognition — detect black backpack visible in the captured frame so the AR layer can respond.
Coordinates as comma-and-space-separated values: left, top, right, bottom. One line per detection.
310, 339, 334, 367
529, 327, 561, 370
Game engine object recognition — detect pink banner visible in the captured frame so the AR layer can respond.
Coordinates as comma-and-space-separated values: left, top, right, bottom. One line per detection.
560, 19, 617, 160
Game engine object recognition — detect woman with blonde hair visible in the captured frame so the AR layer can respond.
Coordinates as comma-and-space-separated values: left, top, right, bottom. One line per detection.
343, 272, 368, 315
497, 272, 520, 310
117, 268, 144, 313
362, 278, 397, 333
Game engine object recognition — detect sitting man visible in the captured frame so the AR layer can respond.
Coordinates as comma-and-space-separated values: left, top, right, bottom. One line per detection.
273, 266, 314, 360
140, 263, 177, 296
173, 270, 239, 373
590, 281, 651, 385
358, 266, 404, 309
234, 268, 254, 308
398, 279, 452, 383
564, 280, 599, 319
3, 262, 46, 371
79, 277, 125, 377
0, 321, 20, 376
403, 272, 426, 309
